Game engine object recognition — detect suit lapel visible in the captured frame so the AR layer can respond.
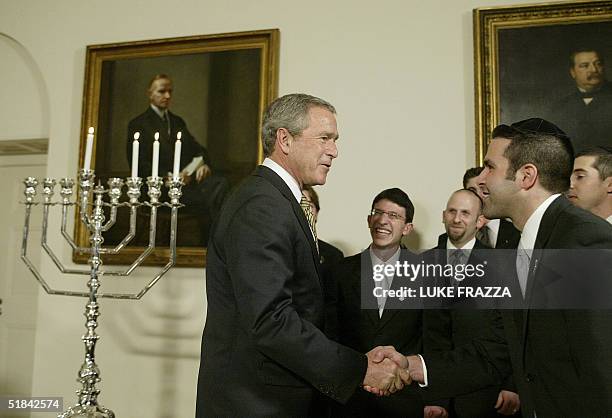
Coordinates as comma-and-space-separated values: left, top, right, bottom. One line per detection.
145, 107, 166, 137
520, 196, 566, 353
254, 166, 323, 286
357, 252, 382, 328
377, 249, 419, 328
497, 219, 520, 249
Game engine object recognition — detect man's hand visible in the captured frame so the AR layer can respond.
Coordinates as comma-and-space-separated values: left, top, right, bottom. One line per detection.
367, 345, 409, 368
406, 354, 424, 384
180, 171, 192, 185
495, 390, 520, 415
424, 405, 449, 418
362, 346, 410, 396
195, 163, 211, 182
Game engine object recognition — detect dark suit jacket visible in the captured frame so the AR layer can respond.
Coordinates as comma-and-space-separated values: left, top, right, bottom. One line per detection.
425, 197, 612, 418
422, 234, 514, 418
502, 196, 612, 417
319, 239, 344, 340
127, 107, 210, 177
549, 81, 612, 153
496, 219, 520, 249
196, 166, 366, 418
332, 249, 424, 417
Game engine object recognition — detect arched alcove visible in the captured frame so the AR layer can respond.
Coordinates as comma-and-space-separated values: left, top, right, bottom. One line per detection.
0, 33, 49, 153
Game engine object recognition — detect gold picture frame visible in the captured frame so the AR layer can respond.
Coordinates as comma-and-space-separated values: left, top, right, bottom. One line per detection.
474, 1, 612, 163
74, 29, 279, 267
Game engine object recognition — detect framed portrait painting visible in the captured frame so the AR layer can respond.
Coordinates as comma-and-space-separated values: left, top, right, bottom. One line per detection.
474, 1, 612, 163
74, 29, 279, 267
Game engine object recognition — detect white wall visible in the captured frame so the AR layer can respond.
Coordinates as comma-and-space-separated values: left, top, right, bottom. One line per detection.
0, 0, 551, 417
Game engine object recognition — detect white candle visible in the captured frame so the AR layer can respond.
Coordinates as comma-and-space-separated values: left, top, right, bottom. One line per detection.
83, 126, 94, 171
131, 132, 140, 178
152, 132, 160, 178
173, 131, 182, 178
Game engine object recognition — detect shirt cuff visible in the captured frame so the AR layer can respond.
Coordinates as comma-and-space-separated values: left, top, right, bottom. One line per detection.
417, 354, 429, 387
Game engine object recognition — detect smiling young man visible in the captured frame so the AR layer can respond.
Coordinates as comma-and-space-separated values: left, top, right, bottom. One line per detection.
568, 146, 612, 223
421, 189, 520, 418
370, 118, 612, 417
467, 118, 612, 417
463, 167, 521, 249
332, 188, 424, 418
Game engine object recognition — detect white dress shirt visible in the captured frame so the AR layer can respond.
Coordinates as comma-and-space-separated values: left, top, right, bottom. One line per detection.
262, 158, 301, 203
485, 218, 500, 247
370, 246, 401, 317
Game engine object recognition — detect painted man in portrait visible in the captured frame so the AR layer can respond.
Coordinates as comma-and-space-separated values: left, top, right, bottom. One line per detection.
548, 47, 612, 152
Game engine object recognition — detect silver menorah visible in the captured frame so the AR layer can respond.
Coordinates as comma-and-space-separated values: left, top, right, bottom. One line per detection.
20, 169, 183, 418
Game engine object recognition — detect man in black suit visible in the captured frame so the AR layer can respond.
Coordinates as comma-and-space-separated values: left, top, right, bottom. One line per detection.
385, 119, 612, 417
422, 189, 519, 418
302, 185, 344, 341
463, 167, 520, 249
127, 74, 228, 244
549, 48, 612, 153
195, 94, 408, 418
333, 187, 424, 417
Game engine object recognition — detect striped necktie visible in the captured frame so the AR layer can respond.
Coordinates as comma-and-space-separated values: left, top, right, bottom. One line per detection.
477, 225, 493, 248
300, 194, 319, 253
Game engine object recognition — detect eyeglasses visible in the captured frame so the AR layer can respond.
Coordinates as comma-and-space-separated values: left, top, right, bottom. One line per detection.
370, 208, 406, 222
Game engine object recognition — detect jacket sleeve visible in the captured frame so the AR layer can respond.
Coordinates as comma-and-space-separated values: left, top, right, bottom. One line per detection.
225, 193, 367, 403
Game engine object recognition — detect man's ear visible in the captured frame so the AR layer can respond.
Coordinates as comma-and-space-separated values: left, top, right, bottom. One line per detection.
276, 128, 292, 154
476, 214, 486, 230
605, 176, 612, 194
516, 164, 538, 190
402, 222, 414, 237
570, 67, 577, 80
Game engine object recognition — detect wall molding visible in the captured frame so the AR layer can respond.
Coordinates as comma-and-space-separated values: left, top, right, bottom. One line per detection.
0, 138, 48, 155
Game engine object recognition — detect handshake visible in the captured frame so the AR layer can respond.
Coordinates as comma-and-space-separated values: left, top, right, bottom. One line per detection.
362, 346, 424, 396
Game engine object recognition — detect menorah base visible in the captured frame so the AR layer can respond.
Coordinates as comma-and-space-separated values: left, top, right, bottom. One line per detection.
58, 404, 115, 418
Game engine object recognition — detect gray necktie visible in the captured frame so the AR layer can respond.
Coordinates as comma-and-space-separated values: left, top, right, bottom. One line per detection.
377, 268, 392, 317
448, 249, 467, 286
516, 244, 531, 298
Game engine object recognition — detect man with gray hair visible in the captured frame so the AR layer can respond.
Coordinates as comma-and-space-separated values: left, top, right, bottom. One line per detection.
196, 94, 408, 417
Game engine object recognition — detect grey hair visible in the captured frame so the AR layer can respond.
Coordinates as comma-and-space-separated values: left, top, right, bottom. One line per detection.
261, 93, 336, 156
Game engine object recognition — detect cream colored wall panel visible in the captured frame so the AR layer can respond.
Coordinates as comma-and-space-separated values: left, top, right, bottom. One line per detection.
0, 35, 49, 142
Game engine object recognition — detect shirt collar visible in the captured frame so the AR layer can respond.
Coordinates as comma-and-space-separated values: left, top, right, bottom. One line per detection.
150, 104, 167, 119
518, 194, 561, 250
447, 236, 476, 250
369, 246, 401, 266
262, 158, 302, 203
607, 214, 612, 225
486, 218, 500, 244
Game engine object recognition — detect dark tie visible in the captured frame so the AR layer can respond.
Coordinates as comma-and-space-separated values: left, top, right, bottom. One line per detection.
162, 112, 170, 136
477, 225, 493, 248
580, 90, 597, 99
300, 194, 319, 253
